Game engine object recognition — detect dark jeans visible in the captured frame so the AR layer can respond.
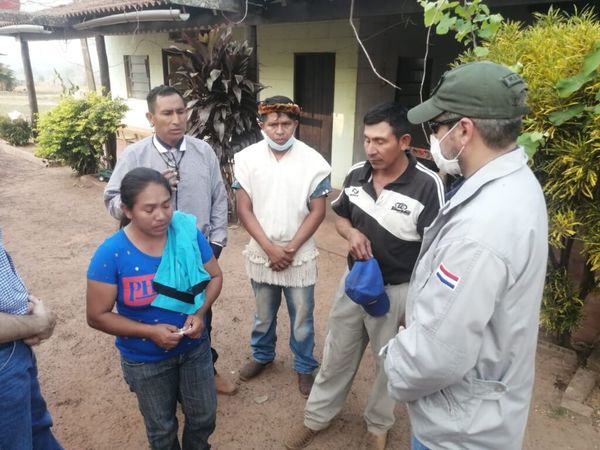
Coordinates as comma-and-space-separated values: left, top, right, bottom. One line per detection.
121, 338, 217, 450
0, 341, 63, 450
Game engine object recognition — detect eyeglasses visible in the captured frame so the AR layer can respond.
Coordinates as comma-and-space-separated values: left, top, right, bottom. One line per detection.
428, 117, 462, 134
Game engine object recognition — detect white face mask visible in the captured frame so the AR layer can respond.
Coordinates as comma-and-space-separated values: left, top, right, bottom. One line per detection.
429, 122, 464, 176
263, 133, 296, 152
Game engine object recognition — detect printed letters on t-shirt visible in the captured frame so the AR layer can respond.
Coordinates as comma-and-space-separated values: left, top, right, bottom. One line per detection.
123, 274, 157, 306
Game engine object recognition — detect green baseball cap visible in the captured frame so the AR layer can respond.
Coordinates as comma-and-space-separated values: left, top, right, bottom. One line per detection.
407, 61, 529, 124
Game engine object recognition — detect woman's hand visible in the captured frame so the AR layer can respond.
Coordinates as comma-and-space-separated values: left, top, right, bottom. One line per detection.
150, 324, 182, 350
181, 313, 205, 339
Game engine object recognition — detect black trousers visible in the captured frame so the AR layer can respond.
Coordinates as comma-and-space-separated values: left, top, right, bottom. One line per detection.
208, 243, 223, 374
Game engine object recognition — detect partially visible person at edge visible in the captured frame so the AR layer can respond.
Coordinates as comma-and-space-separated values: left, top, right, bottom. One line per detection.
88, 168, 222, 450
382, 61, 548, 450
284, 103, 444, 450
0, 228, 63, 450
233, 96, 331, 397
103, 85, 236, 395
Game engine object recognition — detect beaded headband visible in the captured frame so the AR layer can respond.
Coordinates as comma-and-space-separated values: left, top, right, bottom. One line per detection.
257, 102, 301, 116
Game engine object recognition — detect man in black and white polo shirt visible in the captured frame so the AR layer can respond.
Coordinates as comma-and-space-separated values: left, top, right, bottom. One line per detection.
285, 102, 444, 450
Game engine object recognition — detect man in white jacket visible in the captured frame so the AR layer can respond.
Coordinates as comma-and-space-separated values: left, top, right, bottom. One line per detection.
383, 61, 548, 449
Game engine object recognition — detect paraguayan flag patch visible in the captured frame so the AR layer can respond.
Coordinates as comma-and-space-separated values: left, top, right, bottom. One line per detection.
436, 263, 460, 290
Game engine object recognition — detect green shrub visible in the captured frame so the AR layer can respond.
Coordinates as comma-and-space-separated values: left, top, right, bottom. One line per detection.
0, 116, 32, 146
0, 116, 10, 136
540, 268, 584, 340
35, 92, 127, 175
459, 8, 600, 343
0, 63, 17, 91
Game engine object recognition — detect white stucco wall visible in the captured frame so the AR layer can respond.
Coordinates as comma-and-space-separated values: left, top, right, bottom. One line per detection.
105, 33, 172, 130
105, 28, 249, 132
257, 20, 359, 188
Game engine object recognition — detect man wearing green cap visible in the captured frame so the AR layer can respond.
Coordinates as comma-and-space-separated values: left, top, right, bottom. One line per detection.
382, 61, 548, 449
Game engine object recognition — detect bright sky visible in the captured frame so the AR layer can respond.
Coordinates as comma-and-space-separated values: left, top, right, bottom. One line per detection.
0, 0, 96, 84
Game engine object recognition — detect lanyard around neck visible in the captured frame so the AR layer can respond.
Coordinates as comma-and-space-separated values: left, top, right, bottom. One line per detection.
153, 141, 186, 173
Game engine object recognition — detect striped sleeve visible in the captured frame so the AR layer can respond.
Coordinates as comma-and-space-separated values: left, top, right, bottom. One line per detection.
415, 162, 445, 236
415, 162, 445, 209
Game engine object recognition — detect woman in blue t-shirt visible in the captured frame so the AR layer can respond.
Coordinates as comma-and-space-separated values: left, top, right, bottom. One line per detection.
86, 167, 222, 450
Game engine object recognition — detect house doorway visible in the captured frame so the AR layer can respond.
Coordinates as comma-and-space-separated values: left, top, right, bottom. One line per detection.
294, 53, 335, 164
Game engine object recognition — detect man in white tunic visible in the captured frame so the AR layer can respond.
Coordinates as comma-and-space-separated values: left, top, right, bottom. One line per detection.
233, 96, 331, 397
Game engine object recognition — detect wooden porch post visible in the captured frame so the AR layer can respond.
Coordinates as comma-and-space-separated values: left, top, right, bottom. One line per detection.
19, 37, 38, 128
247, 25, 258, 83
80, 38, 96, 92
95, 34, 117, 169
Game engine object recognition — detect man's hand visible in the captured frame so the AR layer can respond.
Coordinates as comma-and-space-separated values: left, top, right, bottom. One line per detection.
348, 229, 373, 260
23, 295, 57, 346
266, 244, 294, 272
23, 336, 42, 346
161, 169, 179, 190
150, 324, 183, 350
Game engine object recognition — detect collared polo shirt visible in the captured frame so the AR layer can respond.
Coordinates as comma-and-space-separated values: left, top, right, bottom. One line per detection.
104, 135, 229, 247
332, 151, 444, 285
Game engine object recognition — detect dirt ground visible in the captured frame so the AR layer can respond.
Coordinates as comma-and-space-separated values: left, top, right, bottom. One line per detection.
1, 143, 599, 450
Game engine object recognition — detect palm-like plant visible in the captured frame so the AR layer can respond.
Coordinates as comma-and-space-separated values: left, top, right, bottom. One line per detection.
168, 27, 264, 222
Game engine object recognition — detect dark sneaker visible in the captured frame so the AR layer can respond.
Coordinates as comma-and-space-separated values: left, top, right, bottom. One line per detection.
239, 360, 271, 381
284, 424, 321, 450
298, 372, 314, 398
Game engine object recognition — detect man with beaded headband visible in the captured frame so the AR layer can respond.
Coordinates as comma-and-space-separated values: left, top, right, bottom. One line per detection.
233, 96, 331, 397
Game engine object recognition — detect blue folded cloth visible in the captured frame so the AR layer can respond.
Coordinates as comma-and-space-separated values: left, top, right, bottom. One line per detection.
151, 211, 211, 315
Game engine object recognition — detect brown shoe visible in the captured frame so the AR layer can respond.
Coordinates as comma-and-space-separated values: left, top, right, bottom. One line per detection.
284, 424, 321, 450
298, 372, 314, 398
364, 431, 388, 450
215, 372, 238, 395
239, 360, 271, 381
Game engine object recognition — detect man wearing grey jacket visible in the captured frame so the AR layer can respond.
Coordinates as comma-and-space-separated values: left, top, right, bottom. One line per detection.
104, 85, 236, 395
383, 61, 548, 449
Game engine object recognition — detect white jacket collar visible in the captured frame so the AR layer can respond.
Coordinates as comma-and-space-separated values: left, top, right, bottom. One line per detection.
443, 146, 528, 214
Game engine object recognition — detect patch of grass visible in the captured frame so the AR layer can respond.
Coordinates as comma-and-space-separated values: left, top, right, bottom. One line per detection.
0, 91, 61, 118
548, 406, 568, 419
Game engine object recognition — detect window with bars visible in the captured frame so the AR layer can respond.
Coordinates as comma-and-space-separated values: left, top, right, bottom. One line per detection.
394, 56, 432, 110
124, 55, 151, 100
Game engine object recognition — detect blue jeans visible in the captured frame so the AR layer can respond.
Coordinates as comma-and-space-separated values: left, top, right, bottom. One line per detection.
412, 435, 431, 450
0, 341, 63, 450
121, 338, 216, 450
250, 281, 318, 374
